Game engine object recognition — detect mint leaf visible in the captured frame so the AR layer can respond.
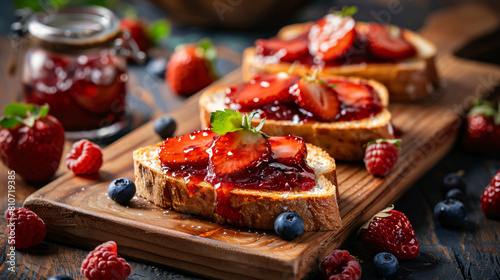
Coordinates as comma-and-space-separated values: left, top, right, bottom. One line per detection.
0, 117, 23, 129
210, 109, 243, 136
148, 19, 171, 45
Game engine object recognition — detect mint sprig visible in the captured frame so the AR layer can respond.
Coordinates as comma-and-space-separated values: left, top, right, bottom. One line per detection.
366, 139, 402, 150
210, 109, 268, 138
330, 5, 358, 18
0, 103, 49, 129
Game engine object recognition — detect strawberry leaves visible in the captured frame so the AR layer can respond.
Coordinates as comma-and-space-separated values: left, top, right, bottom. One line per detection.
469, 99, 500, 125
0, 103, 49, 129
210, 109, 268, 138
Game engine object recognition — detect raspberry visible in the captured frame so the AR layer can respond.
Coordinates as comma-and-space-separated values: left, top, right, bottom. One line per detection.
4, 208, 46, 249
364, 139, 401, 177
320, 249, 362, 280
81, 241, 131, 280
66, 139, 103, 175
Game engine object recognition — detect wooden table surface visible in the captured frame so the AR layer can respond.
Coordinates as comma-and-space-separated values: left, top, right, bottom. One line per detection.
1, 2, 500, 280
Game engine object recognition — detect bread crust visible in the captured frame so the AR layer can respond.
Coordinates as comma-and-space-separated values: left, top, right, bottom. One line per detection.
199, 75, 394, 161
133, 143, 341, 231
242, 22, 438, 101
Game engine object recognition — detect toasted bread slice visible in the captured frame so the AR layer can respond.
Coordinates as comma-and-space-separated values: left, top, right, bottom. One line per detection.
243, 22, 438, 101
199, 75, 394, 161
133, 143, 341, 231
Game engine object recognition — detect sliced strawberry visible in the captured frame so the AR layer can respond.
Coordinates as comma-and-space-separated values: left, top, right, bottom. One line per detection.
332, 81, 376, 106
159, 129, 217, 169
290, 78, 340, 121
308, 14, 356, 61
269, 136, 307, 165
209, 130, 271, 176
366, 23, 416, 60
255, 37, 308, 61
227, 73, 300, 110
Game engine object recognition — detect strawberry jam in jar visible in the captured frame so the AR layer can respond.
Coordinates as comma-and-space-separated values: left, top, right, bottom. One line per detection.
21, 7, 143, 137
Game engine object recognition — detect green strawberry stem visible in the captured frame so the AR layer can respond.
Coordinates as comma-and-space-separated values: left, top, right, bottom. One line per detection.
0, 103, 49, 129
210, 109, 268, 138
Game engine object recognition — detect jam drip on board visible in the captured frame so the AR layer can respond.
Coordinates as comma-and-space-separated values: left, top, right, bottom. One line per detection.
159, 130, 316, 223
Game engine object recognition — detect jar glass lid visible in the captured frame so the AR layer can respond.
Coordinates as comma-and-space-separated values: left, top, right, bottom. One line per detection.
27, 6, 120, 45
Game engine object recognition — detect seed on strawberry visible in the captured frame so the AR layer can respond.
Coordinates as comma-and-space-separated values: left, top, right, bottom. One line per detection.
290, 74, 340, 121
308, 13, 356, 61
268, 135, 307, 165
209, 129, 271, 176
255, 37, 308, 61
364, 139, 401, 177
366, 23, 416, 60
159, 129, 217, 169
0, 103, 65, 183
481, 169, 500, 218
227, 73, 300, 110
320, 249, 362, 280
66, 139, 103, 175
360, 206, 419, 260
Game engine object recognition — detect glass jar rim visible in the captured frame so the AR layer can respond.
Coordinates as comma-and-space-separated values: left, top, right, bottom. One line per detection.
27, 6, 120, 46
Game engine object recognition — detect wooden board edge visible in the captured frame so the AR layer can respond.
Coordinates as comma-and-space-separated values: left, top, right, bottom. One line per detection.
22, 197, 298, 280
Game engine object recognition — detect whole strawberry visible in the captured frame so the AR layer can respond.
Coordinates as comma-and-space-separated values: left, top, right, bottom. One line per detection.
481, 169, 500, 218
0, 103, 65, 183
360, 206, 419, 260
120, 17, 152, 53
4, 208, 46, 249
81, 241, 131, 280
462, 99, 500, 154
364, 139, 401, 177
167, 39, 217, 96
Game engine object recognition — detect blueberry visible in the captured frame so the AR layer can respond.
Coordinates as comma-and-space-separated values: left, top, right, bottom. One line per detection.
433, 199, 466, 228
146, 57, 168, 78
445, 188, 464, 201
373, 252, 399, 277
47, 275, 74, 280
154, 115, 177, 139
108, 178, 136, 204
442, 173, 466, 193
274, 212, 304, 240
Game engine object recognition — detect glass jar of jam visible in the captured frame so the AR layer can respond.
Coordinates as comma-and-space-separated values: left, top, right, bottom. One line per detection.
18, 6, 144, 138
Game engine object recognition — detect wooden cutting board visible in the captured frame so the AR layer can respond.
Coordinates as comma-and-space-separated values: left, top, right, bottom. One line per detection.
23, 4, 500, 280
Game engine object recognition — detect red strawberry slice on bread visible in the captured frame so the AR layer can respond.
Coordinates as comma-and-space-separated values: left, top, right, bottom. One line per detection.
159, 129, 217, 169
269, 135, 307, 165
210, 129, 271, 176
290, 75, 340, 121
367, 23, 416, 60
333, 81, 376, 106
308, 14, 356, 61
255, 37, 308, 61
227, 73, 300, 110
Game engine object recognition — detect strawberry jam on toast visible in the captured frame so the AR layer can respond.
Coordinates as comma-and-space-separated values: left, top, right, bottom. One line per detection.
134, 110, 341, 231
